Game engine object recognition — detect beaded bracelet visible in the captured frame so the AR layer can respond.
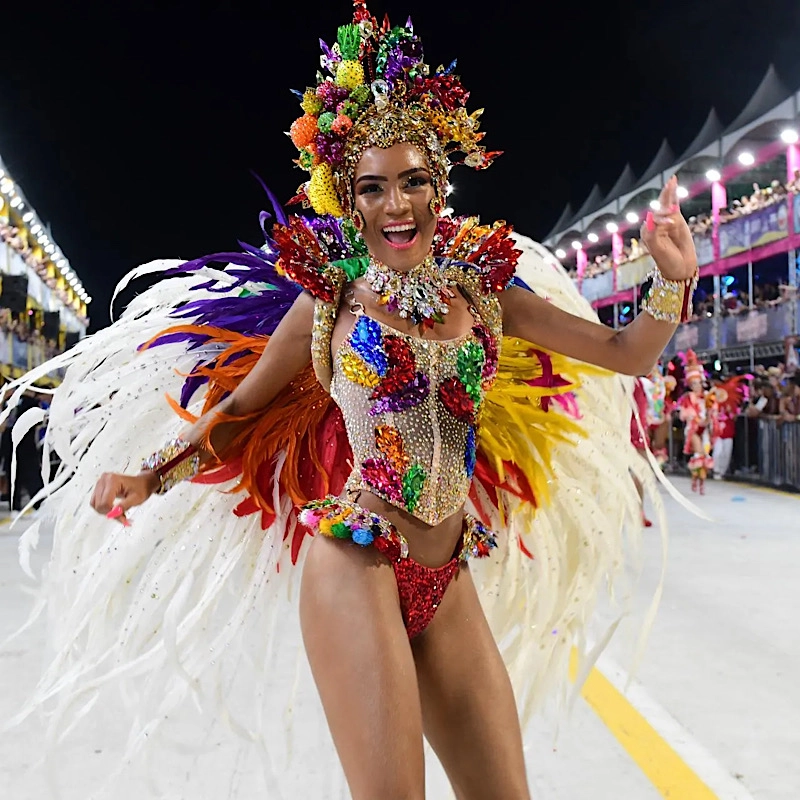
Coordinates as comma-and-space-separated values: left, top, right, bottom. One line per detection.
640, 268, 699, 324
141, 438, 200, 495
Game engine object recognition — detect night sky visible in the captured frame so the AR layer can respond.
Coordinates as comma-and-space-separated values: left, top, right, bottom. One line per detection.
2, 0, 800, 328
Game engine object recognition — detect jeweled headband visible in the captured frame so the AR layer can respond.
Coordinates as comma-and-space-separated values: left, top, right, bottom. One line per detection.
288, 0, 500, 218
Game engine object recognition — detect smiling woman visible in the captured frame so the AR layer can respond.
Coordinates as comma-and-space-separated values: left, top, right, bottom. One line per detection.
0, 2, 698, 799
354, 146, 437, 264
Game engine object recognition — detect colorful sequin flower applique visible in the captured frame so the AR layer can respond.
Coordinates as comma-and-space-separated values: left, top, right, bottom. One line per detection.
401, 463, 427, 513
370, 374, 430, 416
456, 340, 485, 403
366, 425, 428, 513
361, 457, 404, 506
340, 351, 381, 387
341, 316, 388, 387
372, 337, 416, 395
464, 426, 477, 478
375, 424, 410, 472
368, 335, 430, 415
471, 324, 498, 386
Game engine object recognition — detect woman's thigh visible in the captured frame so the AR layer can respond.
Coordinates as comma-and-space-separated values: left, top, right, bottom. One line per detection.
300, 534, 426, 800
412, 566, 531, 800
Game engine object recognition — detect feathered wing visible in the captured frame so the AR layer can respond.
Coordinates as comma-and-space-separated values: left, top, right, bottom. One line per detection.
0, 218, 361, 797
0, 211, 681, 796
466, 234, 672, 719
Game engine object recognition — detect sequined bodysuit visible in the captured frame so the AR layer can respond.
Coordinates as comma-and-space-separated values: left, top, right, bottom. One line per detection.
329, 308, 499, 526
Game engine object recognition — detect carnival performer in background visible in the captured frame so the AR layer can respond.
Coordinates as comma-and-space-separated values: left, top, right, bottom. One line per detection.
1, 4, 699, 798
711, 374, 749, 480
642, 362, 669, 464
679, 350, 718, 493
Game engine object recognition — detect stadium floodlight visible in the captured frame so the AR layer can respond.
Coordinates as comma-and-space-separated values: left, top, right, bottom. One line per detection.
738, 151, 755, 166
781, 128, 799, 145
605, 221, 619, 233
22, 211, 35, 222
555, 248, 567, 259
571, 240, 582, 251
649, 200, 661, 211
587, 232, 599, 243
677, 185, 689, 199
625, 211, 639, 224
706, 168, 721, 182
45, 244, 56, 254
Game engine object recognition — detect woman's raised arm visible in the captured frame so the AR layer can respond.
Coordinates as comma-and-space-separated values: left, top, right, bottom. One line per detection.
501, 176, 697, 376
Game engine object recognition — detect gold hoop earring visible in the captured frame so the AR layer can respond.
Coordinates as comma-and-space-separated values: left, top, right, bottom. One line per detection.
429, 197, 442, 217
351, 210, 365, 231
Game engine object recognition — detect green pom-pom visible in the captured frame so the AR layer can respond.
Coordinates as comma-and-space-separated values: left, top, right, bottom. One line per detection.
317, 111, 336, 133
331, 522, 352, 539
299, 150, 314, 169
338, 99, 359, 119
337, 24, 361, 61
349, 84, 371, 107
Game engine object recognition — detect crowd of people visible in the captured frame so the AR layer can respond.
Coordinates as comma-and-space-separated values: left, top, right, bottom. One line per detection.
687, 178, 792, 236
640, 341, 800, 491
567, 174, 800, 280
0, 221, 84, 316
689, 281, 794, 320
0, 307, 60, 361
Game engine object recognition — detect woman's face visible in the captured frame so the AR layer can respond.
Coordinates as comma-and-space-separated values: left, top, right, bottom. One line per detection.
690, 379, 703, 395
353, 142, 437, 270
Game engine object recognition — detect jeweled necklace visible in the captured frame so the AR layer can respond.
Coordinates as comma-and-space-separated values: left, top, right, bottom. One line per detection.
364, 254, 455, 328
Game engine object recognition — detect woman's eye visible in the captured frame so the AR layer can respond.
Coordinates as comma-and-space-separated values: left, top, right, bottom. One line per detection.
358, 184, 381, 195
406, 176, 427, 188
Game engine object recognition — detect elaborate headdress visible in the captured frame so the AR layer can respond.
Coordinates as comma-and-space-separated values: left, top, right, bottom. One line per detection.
288, 0, 500, 217
683, 349, 705, 384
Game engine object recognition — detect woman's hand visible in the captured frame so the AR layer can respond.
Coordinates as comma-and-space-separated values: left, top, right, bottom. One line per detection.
640, 175, 698, 281
90, 471, 160, 526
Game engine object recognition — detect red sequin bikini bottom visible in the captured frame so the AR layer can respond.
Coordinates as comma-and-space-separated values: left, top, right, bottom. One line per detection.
299, 497, 497, 639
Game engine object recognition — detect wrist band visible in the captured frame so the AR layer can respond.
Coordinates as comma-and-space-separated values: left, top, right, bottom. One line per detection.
640, 268, 698, 324
141, 438, 200, 494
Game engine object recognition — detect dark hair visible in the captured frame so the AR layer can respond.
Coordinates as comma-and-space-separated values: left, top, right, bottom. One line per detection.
791, 373, 800, 389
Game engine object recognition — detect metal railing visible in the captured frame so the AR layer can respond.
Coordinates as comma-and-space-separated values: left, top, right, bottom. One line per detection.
664, 414, 800, 491
757, 419, 800, 489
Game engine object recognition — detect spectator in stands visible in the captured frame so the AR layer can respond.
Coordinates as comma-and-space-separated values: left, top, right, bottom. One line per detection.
747, 380, 780, 417
779, 375, 800, 422
785, 336, 799, 376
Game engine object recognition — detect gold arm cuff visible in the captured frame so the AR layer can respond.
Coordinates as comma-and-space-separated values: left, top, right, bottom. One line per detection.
640, 268, 699, 324
141, 438, 201, 495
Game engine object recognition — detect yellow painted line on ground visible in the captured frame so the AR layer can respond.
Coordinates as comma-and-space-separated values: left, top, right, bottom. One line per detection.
570, 652, 719, 800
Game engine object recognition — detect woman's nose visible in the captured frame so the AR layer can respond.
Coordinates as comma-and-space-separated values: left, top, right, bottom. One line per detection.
384, 184, 411, 213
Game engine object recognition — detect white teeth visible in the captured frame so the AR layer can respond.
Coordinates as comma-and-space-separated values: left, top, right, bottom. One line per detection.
382, 223, 416, 233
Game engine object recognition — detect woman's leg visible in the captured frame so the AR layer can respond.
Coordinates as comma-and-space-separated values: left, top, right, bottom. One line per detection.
300, 534, 426, 800
412, 566, 531, 800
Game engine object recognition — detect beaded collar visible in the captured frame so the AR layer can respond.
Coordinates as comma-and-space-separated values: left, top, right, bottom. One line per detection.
364, 254, 456, 329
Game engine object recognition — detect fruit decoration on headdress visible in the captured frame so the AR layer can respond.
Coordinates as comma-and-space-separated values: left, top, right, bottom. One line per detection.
288, 0, 501, 217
